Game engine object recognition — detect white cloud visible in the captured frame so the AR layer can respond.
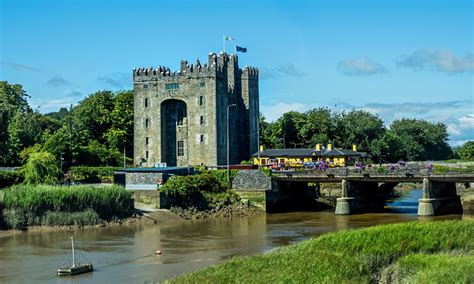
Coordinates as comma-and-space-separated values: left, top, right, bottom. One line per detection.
46, 76, 70, 87
261, 102, 307, 121
397, 50, 474, 74
337, 57, 387, 76
259, 63, 306, 80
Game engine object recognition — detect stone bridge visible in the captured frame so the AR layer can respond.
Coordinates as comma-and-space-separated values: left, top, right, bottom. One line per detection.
268, 174, 474, 216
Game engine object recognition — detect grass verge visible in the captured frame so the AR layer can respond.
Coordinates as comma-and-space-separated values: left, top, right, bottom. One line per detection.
170, 220, 474, 283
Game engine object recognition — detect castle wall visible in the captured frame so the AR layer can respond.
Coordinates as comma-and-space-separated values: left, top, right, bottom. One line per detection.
133, 52, 258, 167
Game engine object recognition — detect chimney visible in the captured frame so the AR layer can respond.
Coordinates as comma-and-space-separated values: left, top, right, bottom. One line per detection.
327, 144, 332, 150
352, 144, 357, 152
315, 144, 321, 151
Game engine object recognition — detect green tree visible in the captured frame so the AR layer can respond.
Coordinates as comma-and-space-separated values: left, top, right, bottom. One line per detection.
0, 82, 31, 165
106, 90, 134, 156
72, 91, 114, 144
299, 107, 333, 146
389, 119, 451, 161
456, 141, 474, 160
22, 151, 61, 184
275, 111, 305, 148
332, 110, 385, 156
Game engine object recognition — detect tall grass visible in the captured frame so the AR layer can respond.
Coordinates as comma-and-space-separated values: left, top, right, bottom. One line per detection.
2, 184, 133, 229
170, 220, 474, 283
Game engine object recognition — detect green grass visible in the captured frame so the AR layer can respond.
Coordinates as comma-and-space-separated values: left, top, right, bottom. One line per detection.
170, 221, 474, 283
1, 184, 133, 229
384, 253, 474, 283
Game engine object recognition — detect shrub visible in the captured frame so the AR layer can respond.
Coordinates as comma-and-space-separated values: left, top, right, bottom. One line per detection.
22, 151, 61, 185
205, 169, 239, 188
161, 173, 230, 208
69, 166, 119, 182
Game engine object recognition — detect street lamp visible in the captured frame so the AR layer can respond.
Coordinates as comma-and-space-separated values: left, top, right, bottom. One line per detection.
227, 103, 237, 185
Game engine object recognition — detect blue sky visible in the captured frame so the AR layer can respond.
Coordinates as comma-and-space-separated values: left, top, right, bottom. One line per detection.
1, 0, 473, 145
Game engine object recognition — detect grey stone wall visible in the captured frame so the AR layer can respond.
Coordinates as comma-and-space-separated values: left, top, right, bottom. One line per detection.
232, 170, 271, 191
133, 52, 259, 167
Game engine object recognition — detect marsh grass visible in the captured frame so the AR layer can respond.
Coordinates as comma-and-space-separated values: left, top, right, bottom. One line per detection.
1, 184, 133, 229
170, 221, 474, 283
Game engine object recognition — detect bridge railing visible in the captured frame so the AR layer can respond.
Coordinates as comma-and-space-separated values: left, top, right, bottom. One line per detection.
272, 163, 474, 177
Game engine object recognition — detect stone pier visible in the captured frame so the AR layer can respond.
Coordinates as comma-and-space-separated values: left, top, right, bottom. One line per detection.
418, 178, 463, 216
335, 179, 385, 215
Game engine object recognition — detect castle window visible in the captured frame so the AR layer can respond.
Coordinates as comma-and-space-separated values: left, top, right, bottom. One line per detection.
145, 118, 150, 128
165, 83, 179, 90
145, 151, 149, 160
199, 96, 204, 106
200, 135, 205, 144
177, 141, 184, 156
200, 82, 205, 87
144, 98, 149, 108
143, 84, 148, 89
200, 115, 204, 125
145, 137, 149, 145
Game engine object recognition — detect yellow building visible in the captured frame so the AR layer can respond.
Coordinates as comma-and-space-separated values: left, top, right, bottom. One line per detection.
252, 144, 362, 168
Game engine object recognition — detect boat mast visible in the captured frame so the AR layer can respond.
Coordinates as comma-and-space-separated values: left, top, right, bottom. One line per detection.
71, 236, 76, 267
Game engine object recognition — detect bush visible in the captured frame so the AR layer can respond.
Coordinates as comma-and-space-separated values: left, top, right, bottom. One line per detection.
0, 170, 23, 189
205, 169, 239, 188
161, 173, 230, 208
22, 151, 61, 185
2, 184, 133, 222
69, 166, 119, 182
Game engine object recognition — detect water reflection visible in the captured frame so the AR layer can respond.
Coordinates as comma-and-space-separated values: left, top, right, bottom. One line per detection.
0, 189, 464, 283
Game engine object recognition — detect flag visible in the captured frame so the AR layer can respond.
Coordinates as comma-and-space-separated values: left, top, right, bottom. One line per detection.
236, 46, 247, 53
223, 35, 234, 41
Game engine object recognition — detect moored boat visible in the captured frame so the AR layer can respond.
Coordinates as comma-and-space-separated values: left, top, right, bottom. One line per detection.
57, 236, 93, 276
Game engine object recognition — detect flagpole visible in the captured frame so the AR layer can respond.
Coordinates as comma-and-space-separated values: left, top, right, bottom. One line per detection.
234, 43, 236, 55
223, 35, 225, 54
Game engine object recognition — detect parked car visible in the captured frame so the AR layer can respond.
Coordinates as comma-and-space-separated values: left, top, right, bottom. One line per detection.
304, 161, 320, 168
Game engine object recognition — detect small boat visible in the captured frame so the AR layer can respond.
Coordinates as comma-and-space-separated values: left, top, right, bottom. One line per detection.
57, 236, 93, 276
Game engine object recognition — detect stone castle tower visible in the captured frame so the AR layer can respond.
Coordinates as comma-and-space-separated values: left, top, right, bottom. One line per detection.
133, 52, 259, 167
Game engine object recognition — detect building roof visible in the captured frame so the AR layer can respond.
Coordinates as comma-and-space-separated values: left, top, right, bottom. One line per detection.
252, 148, 315, 158
252, 147, 362, 158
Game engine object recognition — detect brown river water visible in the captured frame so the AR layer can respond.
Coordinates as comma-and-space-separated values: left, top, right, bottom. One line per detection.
0, 189, 464, 283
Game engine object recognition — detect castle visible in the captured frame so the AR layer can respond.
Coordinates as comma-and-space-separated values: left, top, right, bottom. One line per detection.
133, 52, 259, 167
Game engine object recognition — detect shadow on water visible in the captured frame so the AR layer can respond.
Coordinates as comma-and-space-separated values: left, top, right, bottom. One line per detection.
385, 188, 423, 214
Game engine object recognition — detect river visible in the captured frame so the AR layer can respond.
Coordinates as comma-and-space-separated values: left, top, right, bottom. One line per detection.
0, 189, 464, 283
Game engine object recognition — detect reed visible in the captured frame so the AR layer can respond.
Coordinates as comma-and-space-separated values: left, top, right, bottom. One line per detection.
2, 184, 133, 229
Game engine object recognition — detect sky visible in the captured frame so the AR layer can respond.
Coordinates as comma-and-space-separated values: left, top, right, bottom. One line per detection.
1, 0, 473, 145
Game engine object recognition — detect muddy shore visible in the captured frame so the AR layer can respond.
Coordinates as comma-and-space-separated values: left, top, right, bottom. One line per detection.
0, 203, 264, 238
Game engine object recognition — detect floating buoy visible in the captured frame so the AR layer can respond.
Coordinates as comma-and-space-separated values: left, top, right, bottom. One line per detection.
155, 250, 162, 255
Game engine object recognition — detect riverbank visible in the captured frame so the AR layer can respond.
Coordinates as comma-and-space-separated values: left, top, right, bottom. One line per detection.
0, 202, 263, 238
170, 220, 474, 283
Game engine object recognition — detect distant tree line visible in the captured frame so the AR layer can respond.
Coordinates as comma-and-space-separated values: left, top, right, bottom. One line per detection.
0, 81, 133, 169
0, 81, 471, 169
260, 109, 457, 162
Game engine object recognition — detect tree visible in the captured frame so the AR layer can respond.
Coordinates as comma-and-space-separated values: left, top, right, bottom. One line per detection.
389, 119, 451, 161
0, 82, 31, 165
275, 111, 305, 148
22, 151, 61, 184
299, 107, 333, 146
106, 90, 134, 157
72, 91, 114, 144
332, 110, 385, 156
457, 141, 474, 160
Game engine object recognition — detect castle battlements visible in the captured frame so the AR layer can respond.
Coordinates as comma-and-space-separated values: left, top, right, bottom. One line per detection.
133, 52, 258, 81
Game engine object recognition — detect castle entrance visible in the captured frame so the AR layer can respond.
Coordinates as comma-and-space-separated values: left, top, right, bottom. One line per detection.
161, 99, 187, 167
